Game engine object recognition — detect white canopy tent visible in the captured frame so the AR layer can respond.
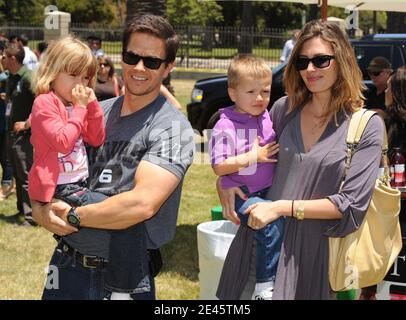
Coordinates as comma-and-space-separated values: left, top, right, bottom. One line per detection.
251, 0, 406, 20
331, 0, 406, 13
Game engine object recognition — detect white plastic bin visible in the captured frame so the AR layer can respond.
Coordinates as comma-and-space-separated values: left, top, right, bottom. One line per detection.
197, 220, 239, 300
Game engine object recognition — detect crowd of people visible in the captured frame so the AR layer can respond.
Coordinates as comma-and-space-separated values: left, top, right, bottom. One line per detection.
0, 15, 404, 300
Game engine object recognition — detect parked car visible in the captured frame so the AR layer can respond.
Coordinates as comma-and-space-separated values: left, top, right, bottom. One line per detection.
187, 35, 406, 135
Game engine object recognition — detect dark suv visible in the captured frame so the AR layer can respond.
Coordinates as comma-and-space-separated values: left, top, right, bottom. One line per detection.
187, 35, 406, 135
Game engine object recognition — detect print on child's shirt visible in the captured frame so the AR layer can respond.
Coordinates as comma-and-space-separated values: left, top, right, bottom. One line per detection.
57, 136, 89, 184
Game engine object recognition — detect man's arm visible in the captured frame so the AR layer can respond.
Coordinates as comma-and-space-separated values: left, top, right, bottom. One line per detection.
31, 200, 78, 236
55, 160, 181, 229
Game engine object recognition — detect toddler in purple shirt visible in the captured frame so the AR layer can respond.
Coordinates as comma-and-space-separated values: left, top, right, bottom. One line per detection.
209, 54, 284, 300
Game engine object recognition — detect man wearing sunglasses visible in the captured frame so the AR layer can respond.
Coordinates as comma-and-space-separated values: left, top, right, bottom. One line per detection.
31, 15, 194, 300
365, 56, 393, 117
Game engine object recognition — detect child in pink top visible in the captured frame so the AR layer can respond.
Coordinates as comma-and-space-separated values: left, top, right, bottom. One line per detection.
29, 36, 148, 300
29, 37, 105, 202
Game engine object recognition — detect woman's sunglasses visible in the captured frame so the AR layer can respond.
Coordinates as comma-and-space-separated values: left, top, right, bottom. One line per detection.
368, 71, 382, 77
122, 51, 166, 70
295, 55, 335, 71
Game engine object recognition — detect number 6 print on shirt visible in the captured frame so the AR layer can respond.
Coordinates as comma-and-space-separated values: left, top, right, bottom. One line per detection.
99, 169, 113, 183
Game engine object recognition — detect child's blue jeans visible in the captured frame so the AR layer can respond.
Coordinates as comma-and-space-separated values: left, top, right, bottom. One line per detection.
235, 186, 284, 283
54, 181, 150, 294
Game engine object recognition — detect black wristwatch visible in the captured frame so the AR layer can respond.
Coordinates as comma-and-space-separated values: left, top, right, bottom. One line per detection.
67, 207, 80, 228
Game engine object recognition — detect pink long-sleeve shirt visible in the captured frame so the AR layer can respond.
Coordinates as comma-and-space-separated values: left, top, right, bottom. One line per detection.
28, 91, 105, 202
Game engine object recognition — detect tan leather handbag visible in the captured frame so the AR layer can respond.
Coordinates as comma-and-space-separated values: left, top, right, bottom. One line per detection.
329, 109, 402, 292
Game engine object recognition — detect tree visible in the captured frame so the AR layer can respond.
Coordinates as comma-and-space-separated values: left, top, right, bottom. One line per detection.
125, 0, 167, 25
260, 2, 305, 29
167, 0, 223, 26
387, 12, 406, 33
0, 0, 116, 25
52, 0, 114, 25
0, 0, 39, 24
238, 1, 253, 54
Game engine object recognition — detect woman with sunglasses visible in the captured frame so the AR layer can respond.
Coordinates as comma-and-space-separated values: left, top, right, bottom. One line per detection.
216, 20, 384, 300
359, 66, 406, 301
94, 56, 124, 101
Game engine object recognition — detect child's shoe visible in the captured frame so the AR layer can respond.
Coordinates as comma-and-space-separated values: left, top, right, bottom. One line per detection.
103, 292, 133, 300
252, 287, 274, 300
252, 281, 274, 300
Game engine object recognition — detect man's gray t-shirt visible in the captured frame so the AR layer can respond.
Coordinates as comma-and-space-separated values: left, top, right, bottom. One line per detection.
63, 95, 194, 258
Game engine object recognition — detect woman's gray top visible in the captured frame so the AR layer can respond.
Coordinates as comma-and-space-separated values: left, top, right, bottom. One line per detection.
217, 96, 384, 300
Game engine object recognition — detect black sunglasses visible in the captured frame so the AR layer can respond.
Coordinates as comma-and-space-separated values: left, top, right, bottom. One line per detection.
368, 71, 382, 77
295, 55, 335, 71
122, 51, 166, 70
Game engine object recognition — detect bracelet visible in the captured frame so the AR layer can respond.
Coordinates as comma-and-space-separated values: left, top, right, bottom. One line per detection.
291, 200, 294, 217
295, 201, 305, 220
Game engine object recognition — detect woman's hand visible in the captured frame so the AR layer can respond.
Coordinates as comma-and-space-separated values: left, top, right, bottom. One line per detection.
245, 201, 282, 229
216, 177, 247, 225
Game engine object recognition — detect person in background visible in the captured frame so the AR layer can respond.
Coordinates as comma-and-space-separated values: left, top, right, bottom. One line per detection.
3, 42, 34, 226
87, 35, 104, 58
359, 66, 406, 300
385, 66, 406, 268
35, 41, 49, 61
364, 56, 393, 117
17, 34, 38, 71
0, 46, 13, 200
95, 56, 124, 101
159, 83, 182, 110
0, 31, 7, 43
280, 29, 300, 63
0, 32, 7, 54
8, 35, 18, 45
385, 66, 406, 156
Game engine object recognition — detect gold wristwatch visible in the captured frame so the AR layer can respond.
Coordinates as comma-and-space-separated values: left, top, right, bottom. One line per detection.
294, 201, 305, 220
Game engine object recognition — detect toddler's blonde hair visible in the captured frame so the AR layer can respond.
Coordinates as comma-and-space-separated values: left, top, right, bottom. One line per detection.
227, 54, 272, 89
32, 36, 97, 96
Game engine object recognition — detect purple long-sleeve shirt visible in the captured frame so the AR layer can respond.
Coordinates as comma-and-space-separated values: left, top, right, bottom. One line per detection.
209, 105, 276, 194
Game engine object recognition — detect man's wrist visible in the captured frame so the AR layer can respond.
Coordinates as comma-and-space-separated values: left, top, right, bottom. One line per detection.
76, 206, 85, 226
67, 207, 81, 228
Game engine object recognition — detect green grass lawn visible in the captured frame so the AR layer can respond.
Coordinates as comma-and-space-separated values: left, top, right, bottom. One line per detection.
0, 79, 221, 300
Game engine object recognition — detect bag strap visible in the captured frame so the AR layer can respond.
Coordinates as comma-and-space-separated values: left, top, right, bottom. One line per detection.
339, 109, 389, 192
